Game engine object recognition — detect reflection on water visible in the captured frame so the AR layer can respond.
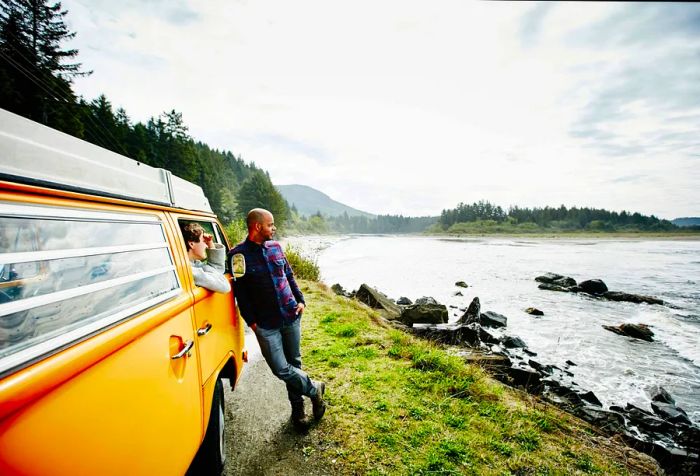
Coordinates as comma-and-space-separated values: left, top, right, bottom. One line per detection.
289, 235, 700, 424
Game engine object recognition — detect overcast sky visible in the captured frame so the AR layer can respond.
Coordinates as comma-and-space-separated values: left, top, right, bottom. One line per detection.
61, 1, 700, 219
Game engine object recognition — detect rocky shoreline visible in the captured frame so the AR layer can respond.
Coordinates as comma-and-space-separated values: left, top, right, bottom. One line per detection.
331, 277, 700, 475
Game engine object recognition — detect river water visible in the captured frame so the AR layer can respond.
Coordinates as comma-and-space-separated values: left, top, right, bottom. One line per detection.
288, 235, 700, 424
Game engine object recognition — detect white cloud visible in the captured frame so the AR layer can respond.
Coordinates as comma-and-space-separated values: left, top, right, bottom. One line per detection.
62, 1, 700, 219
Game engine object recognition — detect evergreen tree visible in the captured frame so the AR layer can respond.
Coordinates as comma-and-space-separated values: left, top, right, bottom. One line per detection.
237, 171, 289, 227
0, 0, 88, 133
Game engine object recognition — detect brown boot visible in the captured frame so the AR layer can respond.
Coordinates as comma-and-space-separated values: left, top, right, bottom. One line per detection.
291, 401, 308, 431
311, 381, 326, 420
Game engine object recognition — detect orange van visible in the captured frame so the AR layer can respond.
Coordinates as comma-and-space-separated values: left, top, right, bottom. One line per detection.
0, 108, 245, 475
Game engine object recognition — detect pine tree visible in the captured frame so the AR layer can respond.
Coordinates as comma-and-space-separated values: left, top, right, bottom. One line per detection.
0, 0, 88, 132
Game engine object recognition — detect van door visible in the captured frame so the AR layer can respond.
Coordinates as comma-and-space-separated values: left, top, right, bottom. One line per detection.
175, 218, 239, 385
0, 204, 203, 475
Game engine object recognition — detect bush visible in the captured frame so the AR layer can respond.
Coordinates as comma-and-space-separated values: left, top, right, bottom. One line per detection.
284, 244, 320, 281
223, 219, 247, 245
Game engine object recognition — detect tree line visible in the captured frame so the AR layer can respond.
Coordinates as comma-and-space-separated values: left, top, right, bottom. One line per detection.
439, 200, 679, 232
286, 210, 437, 234
0, 0, 289, 228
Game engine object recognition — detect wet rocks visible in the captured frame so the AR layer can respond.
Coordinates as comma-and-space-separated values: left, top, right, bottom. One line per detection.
456, 297, 480, 325
409, 322, 481, 347
651, 402, 692, 425
649, 385, 675, 405
481, 310, 507, 328
604, 291, 664, 305
603, 323, 654, 342
525, 307, 544, 316
355, 283, 401, 318
536, 273, 663, 305
455, 281, 469, 288
501, 335, 527, 349
396, 296, 412, 306
400, 302, 448, 326
535, 273, 577, 287
578, 279, 609, 295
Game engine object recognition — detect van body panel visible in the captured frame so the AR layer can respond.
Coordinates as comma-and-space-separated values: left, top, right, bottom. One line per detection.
0, 146, 245, 474
0, 308, 201, 476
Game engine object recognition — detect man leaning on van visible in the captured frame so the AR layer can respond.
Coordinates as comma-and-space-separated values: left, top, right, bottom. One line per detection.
181, 222, 231, 293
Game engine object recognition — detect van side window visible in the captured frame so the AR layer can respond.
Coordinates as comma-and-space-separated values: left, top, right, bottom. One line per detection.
0, 205, 181, 376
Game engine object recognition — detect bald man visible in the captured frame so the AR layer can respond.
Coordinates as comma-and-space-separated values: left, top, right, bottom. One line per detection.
229, 208, 326, 429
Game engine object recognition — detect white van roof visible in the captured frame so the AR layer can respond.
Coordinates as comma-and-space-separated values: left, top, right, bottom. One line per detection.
0, 108, 213, 213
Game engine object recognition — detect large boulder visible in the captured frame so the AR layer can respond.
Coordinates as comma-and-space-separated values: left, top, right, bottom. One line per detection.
355, 284, 401, 319
579, 279, 609, 295
456, 297, 480, 325
400, 303, 448, 326
603, 291, 663, 305
501, 335, 527, 349
648, 385, 675, 405
396, 296, 413, 306
603, 323, 654, 342
651, 401, 692, 425
535, 273, 577, 287
481, 310, 507, 328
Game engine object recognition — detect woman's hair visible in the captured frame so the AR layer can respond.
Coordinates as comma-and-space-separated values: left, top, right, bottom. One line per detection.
181, 222, 204, 250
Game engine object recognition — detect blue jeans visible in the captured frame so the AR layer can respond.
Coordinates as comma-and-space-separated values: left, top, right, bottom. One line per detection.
254, 318, 317, 404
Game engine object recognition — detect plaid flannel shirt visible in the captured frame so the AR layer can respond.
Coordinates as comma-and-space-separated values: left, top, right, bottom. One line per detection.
229, 238, 304, 329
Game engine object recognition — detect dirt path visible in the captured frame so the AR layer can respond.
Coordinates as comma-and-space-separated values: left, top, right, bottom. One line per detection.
222, 328, 333, 476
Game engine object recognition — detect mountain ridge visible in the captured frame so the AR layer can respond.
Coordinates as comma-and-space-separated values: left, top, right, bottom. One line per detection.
276, 184, 375, 218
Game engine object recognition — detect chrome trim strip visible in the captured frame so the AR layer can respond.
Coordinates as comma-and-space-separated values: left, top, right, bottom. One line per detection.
0, 202, 160, 222
0, 242, 169, 265
0, 288, 181, 375
0, 266, 176, 317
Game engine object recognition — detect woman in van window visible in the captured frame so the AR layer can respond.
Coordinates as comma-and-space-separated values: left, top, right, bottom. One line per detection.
181, 223, 231, 293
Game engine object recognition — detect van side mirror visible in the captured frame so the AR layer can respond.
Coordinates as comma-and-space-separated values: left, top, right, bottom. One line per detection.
231, 253, 245, 279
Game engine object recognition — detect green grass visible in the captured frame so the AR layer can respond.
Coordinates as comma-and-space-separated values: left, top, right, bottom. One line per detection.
299, 281, 653, 475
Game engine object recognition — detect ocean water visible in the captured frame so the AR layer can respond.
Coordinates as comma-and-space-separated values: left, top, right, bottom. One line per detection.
290, 235, 700, 424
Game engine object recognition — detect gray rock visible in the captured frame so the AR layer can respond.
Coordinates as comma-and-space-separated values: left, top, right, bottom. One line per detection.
400, 303, 448, 326
579, 279, 609, 295
457, 297, 480, 325
396, 296, 413, 306
502, 335, 527, 348
415, 296, 439, 305
651, 401, 692, 425
331, 283, 350, 297
481, 310, 507, 328
579, 390, 602, 407
603, 291, 663, 305
410, 323, 481, 347
506, 367, 543, 392
602, 323, 654, 342
479, 327, 500, 345
355, 284, 401, 319
649, 385, 675, 405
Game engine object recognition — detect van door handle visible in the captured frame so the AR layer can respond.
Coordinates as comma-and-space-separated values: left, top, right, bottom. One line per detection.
171, 340, 194, 359
197, 323, 213, 336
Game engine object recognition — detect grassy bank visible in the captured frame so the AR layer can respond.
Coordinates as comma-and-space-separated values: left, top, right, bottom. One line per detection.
299, 281, 658, 475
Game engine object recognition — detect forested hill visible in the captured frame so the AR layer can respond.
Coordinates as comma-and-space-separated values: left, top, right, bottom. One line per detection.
276, 184, 375, 218
672, 217, 700, 228
0, 1, 290, 227
436, 200, 682, 233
